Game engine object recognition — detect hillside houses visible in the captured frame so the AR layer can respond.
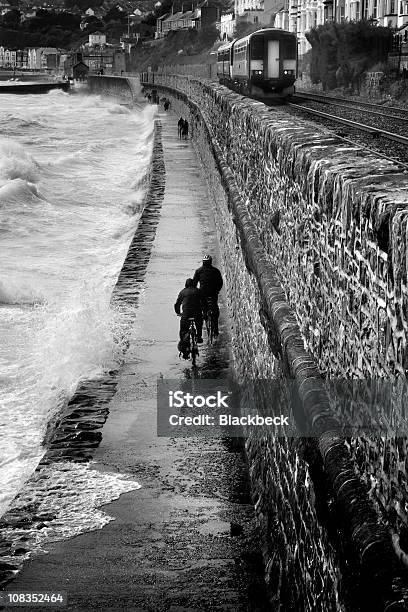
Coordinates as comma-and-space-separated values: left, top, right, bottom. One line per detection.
155, 5, 219, 38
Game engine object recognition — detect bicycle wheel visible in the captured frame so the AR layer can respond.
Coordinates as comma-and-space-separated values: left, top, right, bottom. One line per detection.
190, 323, 198, 367
206, 315, 212, 344
206, 298, 214, 344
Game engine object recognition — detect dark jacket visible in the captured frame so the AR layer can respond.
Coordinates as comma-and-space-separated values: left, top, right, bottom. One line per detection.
192, 264, 223, 297
174, 286, 207, 318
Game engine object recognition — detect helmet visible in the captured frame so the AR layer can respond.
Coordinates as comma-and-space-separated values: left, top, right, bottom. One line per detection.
203, 254, 212, 263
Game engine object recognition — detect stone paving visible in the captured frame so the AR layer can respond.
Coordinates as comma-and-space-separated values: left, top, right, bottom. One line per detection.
2, 114, 268, 611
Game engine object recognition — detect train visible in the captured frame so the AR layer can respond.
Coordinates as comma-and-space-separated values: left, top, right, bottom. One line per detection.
217, 28, 297, 99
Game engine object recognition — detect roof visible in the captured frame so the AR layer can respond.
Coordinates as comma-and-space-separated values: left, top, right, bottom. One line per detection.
163, 9, 199, 22
163, 11, 183, 21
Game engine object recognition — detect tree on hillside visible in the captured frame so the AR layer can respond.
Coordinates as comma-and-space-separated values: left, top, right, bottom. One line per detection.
0, 9, 21, 28
142, 11, 156, 26
196, 24, 219, 49
104, 6, 124, 23
306, 21, 392, 92
23, 10, 80, 32
65, 0, 103, 9
83, 15, 104, 32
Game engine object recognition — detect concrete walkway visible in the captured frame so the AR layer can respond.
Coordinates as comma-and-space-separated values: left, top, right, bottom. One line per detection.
5, 115, 267, 611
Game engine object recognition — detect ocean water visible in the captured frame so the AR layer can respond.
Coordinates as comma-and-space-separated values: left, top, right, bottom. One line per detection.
0, 89, 155, 519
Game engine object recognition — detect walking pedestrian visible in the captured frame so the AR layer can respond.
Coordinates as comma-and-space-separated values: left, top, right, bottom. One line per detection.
177, 117, 184, 138
182, 119, 189, 140
164, 99, 170, 111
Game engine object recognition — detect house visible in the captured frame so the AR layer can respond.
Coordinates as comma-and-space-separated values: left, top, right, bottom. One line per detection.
4, 49, 16, 67
27, 47, 43, 70
217, 13, 235, 40
16, 49, 28, 69
156, 4, 219, 38
73, 60, 89, 80
388, 23, 408, 72
27, 47, 60, 71
130, 8, 143, 23
156, 8, 200, 37
41, 48, 60, 70
155, 12, 169, 38
88, 31, 107, 46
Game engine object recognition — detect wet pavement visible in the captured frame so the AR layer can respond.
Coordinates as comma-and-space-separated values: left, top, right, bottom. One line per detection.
2, 114, 268, 611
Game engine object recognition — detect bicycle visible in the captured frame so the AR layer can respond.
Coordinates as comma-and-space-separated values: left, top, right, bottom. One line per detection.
205, 297, 218, 344
178, 315, 199, 367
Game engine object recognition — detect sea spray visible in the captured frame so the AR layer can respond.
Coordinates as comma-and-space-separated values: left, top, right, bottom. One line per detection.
0, 91, 155, 518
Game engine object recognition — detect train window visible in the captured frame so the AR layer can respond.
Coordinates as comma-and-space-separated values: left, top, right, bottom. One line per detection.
281, 37, 297, 59
251, 36, 264, 60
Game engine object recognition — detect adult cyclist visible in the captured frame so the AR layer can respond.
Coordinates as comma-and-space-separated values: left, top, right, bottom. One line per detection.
174, 278, 207, 358
192, 255, 223, 337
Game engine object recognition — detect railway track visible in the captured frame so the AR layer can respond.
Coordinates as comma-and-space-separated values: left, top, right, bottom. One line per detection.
292, 90, 408, 120
276, 94, 408, 168
287, 101, 408, 147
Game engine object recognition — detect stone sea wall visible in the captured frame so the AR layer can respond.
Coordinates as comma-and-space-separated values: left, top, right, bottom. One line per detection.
141, 74, 408, 610
149, 76, 408, 555
87, 75, 141, 103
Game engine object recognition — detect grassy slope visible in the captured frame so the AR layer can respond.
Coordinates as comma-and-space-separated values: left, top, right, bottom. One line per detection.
129, 29, 217, 72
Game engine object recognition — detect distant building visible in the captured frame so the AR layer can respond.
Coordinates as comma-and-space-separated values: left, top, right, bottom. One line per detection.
16, 49, 28, 69
74, 45, 125, 74
41, 48, 60, 71
275, 0, 408, 57
156, 5, 218, 38
158, 9, 199, 37
72, 60, 89, 80
389, 22, 408, 72
27, 47, 60, 71
4, 49, 16, 67
85, 7, 95, 16
121, 33, 140, 52
28, 47, 42, 70
155, 12, 169, 37
130, 8, 143, 23
216, 0, 283, 39
234, 0, 261, 15
218, 13, 235, 40
88, 31, 107, 46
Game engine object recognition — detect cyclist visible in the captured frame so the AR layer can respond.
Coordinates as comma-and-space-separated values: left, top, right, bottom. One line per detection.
192, 255, 223, 337
174, 278, 207, 358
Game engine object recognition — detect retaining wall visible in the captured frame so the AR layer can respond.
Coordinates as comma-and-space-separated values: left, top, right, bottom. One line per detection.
141, 73, 408, 610
87, 75, 141, 102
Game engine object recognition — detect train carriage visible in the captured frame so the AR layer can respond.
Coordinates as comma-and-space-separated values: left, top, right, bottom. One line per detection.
217, 28, 297, 99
